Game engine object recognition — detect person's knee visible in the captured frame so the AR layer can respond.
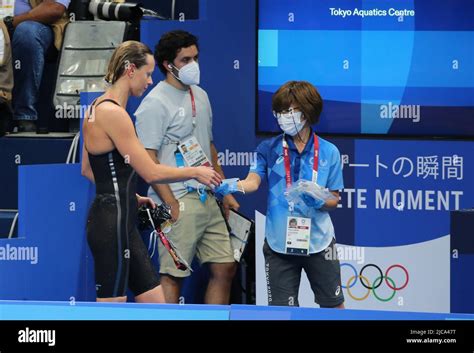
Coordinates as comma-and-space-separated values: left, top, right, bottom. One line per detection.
14, 21, 42, 39
12, 21, 46, 48
160, 274, 183, 287
209, 262, 237, 281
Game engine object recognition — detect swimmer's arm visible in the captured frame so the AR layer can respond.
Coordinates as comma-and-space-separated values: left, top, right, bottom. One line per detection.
81, 144, 95, 183
101, 106, 205, 185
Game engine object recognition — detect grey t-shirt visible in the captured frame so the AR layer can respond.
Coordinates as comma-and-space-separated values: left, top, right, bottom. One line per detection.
135, 80, 213, 203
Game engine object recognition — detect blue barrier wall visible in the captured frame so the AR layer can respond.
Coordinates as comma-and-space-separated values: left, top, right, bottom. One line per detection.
0, 164, 95, 301
0, 138, 72, 210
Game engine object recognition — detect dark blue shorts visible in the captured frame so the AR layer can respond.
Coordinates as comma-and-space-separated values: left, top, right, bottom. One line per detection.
263, 238, 344, 307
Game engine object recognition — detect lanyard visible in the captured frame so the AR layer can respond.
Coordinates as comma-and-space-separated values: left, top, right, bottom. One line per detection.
189, 87, 196, 118
282, 133, 319, 190
175, 148, 207, 203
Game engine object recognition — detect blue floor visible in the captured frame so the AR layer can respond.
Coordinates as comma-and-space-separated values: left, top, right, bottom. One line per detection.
0, 301, 473, 320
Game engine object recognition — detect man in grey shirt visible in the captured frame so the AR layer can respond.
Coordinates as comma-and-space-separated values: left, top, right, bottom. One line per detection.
135, 30, 238, 304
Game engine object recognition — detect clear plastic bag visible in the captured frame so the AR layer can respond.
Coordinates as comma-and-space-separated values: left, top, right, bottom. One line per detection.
286, 179, 336, 210
286, 180, 337, 252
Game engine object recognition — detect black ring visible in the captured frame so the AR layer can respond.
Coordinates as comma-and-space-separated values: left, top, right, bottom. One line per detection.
359, 264, 383, 290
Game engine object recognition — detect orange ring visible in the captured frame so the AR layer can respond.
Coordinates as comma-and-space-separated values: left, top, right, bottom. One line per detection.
346, 275, 371, 301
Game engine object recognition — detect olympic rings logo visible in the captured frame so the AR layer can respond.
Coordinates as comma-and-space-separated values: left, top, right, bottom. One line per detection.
341, 263, 409, 302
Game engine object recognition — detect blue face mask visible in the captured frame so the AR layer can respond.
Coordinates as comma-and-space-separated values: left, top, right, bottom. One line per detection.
275, 111, 306, 136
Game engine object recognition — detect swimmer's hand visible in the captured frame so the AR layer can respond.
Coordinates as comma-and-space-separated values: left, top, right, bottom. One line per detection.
137, 195, 156, 209
193, 166, 222, 189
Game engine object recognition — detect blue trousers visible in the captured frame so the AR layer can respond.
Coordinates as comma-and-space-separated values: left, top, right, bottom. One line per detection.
12, 20, 54, 121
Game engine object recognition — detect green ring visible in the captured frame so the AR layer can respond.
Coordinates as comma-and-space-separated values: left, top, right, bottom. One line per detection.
371, 276, 397, 302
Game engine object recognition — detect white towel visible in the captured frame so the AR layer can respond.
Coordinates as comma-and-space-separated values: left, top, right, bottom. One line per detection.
0, 28, 5, 64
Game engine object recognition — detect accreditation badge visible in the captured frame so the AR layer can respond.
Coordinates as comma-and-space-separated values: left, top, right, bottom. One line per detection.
312, 170, 319, 184
178, 136, 211, 167
285, 216, 311, 256
0, 0, 14, 18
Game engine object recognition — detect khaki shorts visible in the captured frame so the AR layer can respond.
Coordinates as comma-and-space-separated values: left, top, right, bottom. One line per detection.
0, 21, 13, 102
158, 192, 235, 277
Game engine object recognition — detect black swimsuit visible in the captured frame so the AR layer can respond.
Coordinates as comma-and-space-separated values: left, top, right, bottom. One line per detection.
85, 99, 160, 298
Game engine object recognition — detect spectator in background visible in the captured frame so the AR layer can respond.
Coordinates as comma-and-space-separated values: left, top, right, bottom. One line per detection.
2, 0, 70, 133
0, 21, 13, 136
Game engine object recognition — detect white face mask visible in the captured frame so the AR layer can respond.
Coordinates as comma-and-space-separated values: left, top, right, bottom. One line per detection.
170, 61, 200, 86
276, 111, 305, 136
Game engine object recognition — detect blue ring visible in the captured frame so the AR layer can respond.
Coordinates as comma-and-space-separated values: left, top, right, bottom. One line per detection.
340, 263, 358, 289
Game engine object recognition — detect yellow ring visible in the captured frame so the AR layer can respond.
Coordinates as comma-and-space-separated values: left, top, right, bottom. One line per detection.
346, 275, 371, 301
